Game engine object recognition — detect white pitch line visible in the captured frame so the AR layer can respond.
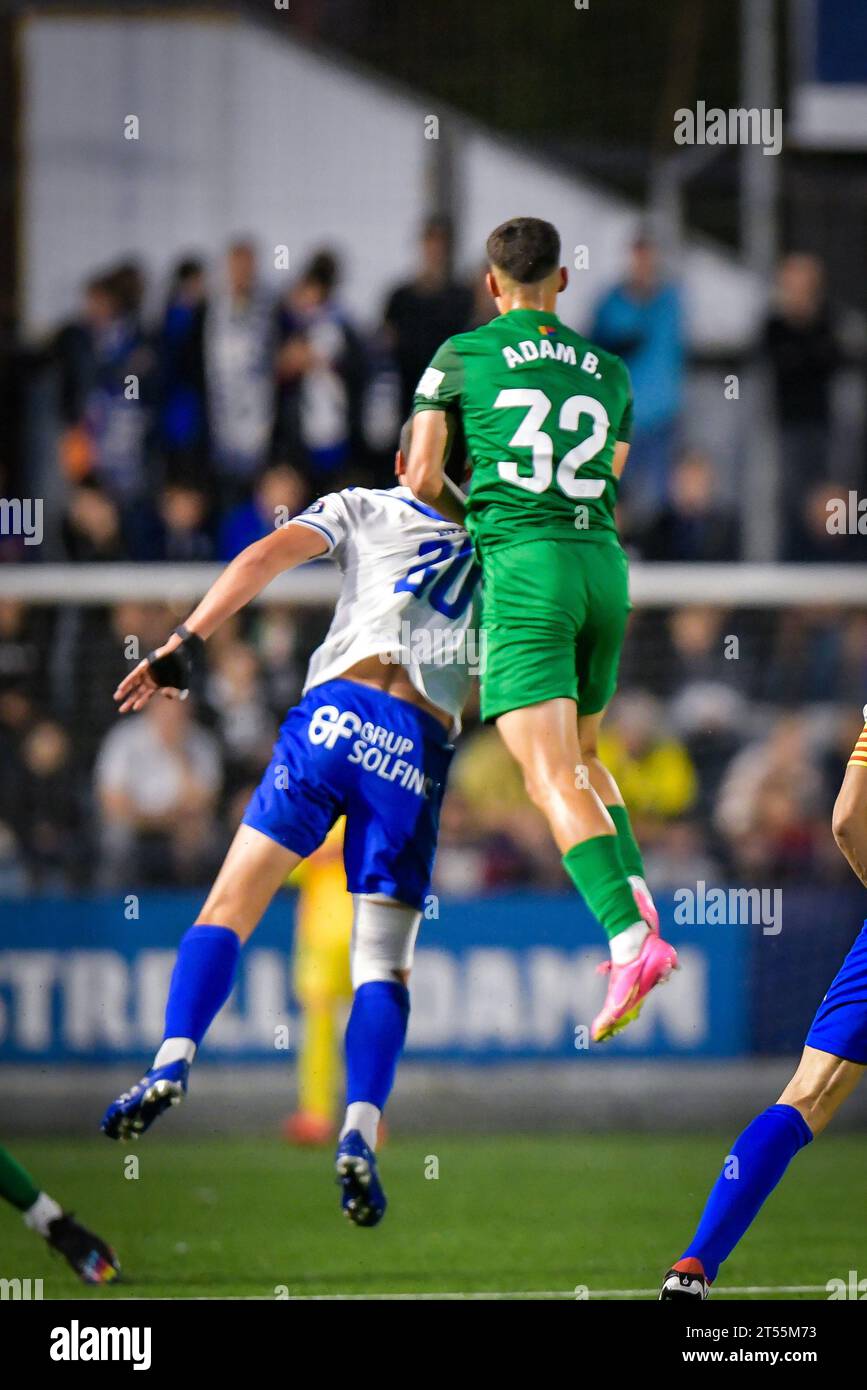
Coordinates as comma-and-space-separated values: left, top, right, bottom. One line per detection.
111, 1284, 829, 1301
281, 1285, 829, 1301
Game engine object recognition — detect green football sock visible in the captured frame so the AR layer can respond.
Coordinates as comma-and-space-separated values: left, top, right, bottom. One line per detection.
0, 1144, 40, 1213
606, 803, 646, 881
563, 833, 641, 941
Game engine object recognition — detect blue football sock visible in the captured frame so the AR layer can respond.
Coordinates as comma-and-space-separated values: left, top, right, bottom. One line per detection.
162, 924, 241, 1048
682, 1103, 813, 1283
345, 981, 410, 1111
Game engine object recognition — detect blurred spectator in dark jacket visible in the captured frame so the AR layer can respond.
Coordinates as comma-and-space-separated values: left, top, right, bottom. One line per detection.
796, 480, 862, 563
206, 641, 275, 791
218, 463, 309, 560
383, 215, 473, 419
0, 600, 47, 702
274, 250, 366, 481
19, 720, 87, 891
663, 606, 748, 708
590, 236, 685, 526
205, 239, 275, 500
763, 254, 839, 451
54, 269, 157, 504
0, 604, 47, 843
125, 482, 215, 562
758, 607, 845, 707
158, 256, 209, 481
254, 602, 309, 716
639, 450, 738, 562
111, 260, 148, 328
61, 482, 125, 561
762, 254, 842, 556
54, 275, 110, 450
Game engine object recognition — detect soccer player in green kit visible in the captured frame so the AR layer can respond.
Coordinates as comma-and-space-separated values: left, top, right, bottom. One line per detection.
406, 216, 678, 1040
0, 1143, 120, 1284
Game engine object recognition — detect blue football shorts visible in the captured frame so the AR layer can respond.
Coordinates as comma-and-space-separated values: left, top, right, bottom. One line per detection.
805, 919, 867, 1065
242, 678, 453, 910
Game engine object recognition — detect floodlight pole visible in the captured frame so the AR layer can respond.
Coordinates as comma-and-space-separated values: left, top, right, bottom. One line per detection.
740, 0, 779, 279
740, 0, 781, 560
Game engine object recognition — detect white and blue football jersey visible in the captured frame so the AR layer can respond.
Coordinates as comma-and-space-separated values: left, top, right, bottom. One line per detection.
290, 486, 482, 731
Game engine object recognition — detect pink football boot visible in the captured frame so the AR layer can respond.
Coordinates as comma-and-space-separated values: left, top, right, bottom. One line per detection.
629, 874, 659, 934
591, 931, 679, 1042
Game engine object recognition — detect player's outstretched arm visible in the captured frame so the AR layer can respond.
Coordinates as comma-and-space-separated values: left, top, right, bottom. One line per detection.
113, 523, 329, 714
832, 759, 867, 888
405, 409, 467, 526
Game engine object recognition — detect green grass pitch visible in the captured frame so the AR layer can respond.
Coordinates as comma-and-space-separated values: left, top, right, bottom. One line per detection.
4, 1133, 863, 1300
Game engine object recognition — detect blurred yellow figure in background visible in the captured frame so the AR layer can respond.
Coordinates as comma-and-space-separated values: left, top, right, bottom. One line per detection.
283, 818, 353, 1146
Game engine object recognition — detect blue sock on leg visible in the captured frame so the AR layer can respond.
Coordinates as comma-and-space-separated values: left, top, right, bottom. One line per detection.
158, 924, 241, 1058
681, 1103, 813, 1283
342, 981, 410, 1145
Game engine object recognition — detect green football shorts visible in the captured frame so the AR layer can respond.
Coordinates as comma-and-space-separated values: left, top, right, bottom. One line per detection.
479, 538, 631, 723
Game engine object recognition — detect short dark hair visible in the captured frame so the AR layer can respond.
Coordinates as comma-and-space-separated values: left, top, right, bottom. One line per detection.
302, 249, 340, 293
486, 217, 561, 284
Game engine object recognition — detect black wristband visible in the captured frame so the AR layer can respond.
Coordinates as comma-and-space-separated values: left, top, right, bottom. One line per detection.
173, 624, 205, 654
146, 628, 204, 690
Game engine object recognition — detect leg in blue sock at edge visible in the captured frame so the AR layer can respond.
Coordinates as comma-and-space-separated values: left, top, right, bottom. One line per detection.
681, 1103, 813, 1283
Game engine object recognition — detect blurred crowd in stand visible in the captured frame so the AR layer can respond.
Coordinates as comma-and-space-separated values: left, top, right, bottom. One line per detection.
1, 593, 865, 897
3, 222, 866, 896
5, 222, 865, 567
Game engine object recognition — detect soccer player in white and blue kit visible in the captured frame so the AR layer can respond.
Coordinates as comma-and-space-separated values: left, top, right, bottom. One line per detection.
101, 426, 480, 1227
660, 712, 867, 1298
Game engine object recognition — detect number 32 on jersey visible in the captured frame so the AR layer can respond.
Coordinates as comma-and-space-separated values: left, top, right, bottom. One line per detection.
494, 389, 609, 499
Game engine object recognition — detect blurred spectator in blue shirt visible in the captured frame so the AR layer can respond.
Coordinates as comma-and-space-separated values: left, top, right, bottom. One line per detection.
590, 236, 685, 526
218, 462, 309, 560
55, 268, 157, 506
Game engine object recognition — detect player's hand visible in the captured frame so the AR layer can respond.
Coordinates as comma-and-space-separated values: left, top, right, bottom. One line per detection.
113, 633, 191, 714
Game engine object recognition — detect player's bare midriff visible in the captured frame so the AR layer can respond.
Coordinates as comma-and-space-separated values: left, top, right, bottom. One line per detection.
337, 654, 451, 732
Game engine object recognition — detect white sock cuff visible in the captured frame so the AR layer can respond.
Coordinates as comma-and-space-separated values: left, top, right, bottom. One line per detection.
23, 1191, 63, 1237
153, 1037, 197, 1068
609, 920, 649, 964
340, 1101, 381, 1151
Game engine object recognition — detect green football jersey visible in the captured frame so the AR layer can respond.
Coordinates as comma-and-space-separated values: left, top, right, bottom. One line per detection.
412, 307, 633, 553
